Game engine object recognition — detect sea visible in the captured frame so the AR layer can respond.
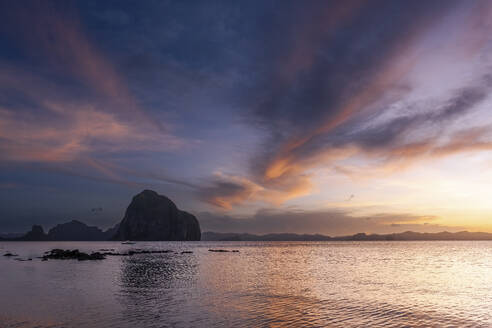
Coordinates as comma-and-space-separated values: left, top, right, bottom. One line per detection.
0, 241, 491, 327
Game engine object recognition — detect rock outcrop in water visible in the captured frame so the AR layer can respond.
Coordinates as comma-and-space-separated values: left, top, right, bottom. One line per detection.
113, 190, 201, 241
13, 221, 117, 241
3, 252, 18, 257
37, 248, 189, 261
47, 220, 108, 241
22, 225, 48, 241
42, 249, 105, 261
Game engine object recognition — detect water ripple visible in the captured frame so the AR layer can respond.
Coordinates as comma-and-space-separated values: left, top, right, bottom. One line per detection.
0, 241, 491, 327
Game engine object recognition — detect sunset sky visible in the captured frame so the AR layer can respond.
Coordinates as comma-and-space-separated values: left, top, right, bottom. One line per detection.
2, 0, 492, 235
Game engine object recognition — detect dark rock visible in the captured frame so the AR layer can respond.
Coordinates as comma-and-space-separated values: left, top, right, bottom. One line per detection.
102, 224, 119, 240
113, 190, 201, 241
21, 225, 48, 241
47, 220, 108, 241
208, 249, 239, 252
181, 251, 193, 254
150, 250, 173, 254
3, 253, 18, 257
13, 221, 119, 241
100, 249, 173, 256
42, 249, 106, 261
101, 252, 126, 256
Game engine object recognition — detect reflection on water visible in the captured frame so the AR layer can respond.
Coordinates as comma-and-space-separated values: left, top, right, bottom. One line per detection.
117, 253, 198, 327
119, 253, 197, 289
0, 241, 491, 327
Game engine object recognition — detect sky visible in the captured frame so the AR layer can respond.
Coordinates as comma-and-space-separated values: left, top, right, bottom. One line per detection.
2, 0, 492, 235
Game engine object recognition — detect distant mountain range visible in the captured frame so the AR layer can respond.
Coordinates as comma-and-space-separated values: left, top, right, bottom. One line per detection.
3, 226, 492, 242
202, 231, 492, 241
5, 220, 118, 241
202, 232, 332, 241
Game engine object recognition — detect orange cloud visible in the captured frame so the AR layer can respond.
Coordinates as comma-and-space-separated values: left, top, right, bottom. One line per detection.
250, 3, 492, 210
330, 126, 492, 179
0, 99, 182, 163
0, 2, 183, 163
199, 171, 315, 210
431, 127, 492, 157
9, 2, 142, 113
206, 123, 492, 210
198, 173, 263, 210
457, 1, 492, 58
266, 15, 432, 180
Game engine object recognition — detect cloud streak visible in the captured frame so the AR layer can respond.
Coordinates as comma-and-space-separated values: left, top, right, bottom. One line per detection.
199, 1, 492, 209
0, 1, 182, 165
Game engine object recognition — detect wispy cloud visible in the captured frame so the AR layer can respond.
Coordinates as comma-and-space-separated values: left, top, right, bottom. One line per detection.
197, 172, 262, 209
197, 1, 492, 209
0, 1, 183, 165
0, 96, 182, 163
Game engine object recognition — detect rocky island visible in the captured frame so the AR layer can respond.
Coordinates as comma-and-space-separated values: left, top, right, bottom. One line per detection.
113, 190, 201, 241
6, 190, 201, 241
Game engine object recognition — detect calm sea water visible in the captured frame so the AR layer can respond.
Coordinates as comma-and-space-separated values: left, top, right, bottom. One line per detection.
0, 241, 491, 327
